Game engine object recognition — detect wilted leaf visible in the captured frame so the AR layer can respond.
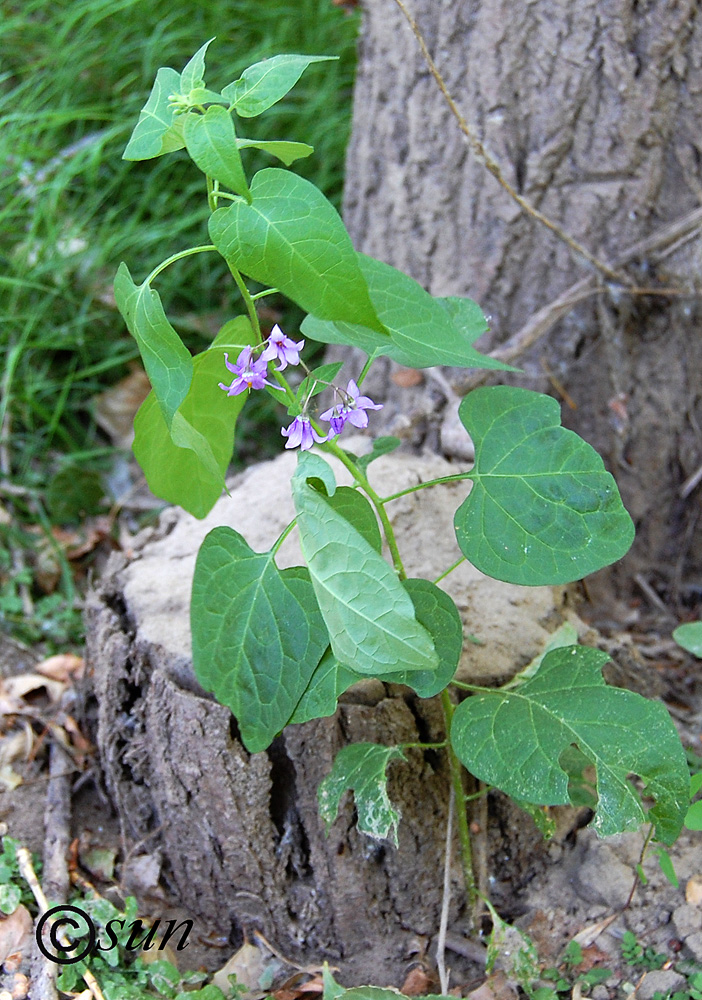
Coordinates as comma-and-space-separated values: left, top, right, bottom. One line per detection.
318, 743, 405, 845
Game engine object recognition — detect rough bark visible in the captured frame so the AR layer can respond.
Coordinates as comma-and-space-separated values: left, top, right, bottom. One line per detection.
342, 0, 702, 605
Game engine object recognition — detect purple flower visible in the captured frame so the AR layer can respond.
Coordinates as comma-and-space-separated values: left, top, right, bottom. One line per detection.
218, 346, 282, 396
260, 324, 305, 371
281, 416, 329, 451
320, 379, 383, 434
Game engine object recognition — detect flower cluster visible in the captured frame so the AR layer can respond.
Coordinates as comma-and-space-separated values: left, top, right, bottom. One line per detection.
219, 325, 382, 450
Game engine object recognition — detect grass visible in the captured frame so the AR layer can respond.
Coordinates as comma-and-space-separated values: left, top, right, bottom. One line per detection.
0, 0, 360, 647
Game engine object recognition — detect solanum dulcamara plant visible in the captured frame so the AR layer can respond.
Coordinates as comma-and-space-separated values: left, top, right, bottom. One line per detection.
116, 40, 690, 914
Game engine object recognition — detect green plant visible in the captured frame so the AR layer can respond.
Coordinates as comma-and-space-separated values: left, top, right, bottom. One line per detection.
110, 37, 692, 944
0, 0, 359, 650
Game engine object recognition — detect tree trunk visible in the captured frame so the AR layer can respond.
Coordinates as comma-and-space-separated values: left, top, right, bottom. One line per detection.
343, 0, 702, 607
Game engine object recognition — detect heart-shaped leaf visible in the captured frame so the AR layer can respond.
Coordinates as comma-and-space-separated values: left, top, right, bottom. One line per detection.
209, 169, 385, 332
451, 645, 689, 844
454, 386, 635, 585
191, 529, 329, 753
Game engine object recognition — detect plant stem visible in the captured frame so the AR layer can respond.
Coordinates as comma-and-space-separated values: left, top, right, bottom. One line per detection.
206, 174, 217, 212
381, 471, 474, 504
355, 354, 375, 387
433, 556, 466, 585
146, 245, 218, 285
271, 518, 297, 555
324, 439, 407, 579
226, 262, 262, 343
441, 689, 477, 910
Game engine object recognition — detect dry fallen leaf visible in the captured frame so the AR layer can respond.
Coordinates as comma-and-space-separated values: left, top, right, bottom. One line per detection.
213, 942, 267, 995
36, 653, 85, 682
1, 673, 65, 708
0, 905, 33, 967
401, 966, 433, 995
94, 367, 151, 449
686, 875, 702, 905
0, 730, 33, 790
468, 971, 519, 1000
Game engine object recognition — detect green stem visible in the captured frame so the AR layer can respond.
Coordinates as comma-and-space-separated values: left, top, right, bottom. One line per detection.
206, 175, 217, 213
146, 245, 218, 285
433, 556, 466, 585
226, 262, 262, 343
355, 355, 375, 387
441, 689, 477, 908
323, 439, 407, 579
381, 471, 474, 504
251, 288, 279, 301
272, 518, 297, 555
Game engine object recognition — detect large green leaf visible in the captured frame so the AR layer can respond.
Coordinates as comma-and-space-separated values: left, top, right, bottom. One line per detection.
122, 67, 185, 160
209, 169, 385, 332
183, 106, 250, 200
301, 255, 514, 371
454, 386, 635, 585
292, 454, 439, 676
223, 54, 336, 117
451, 645, 689, 844
318, 743, 406, 845
114, 263, 192, 425
191, 529, 329, 753
133, 317, 252, 518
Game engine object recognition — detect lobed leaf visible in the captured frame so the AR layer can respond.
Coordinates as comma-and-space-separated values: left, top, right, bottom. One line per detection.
122, 67, 185, 160
454, 386, 635, 585
183, 105, 250, 200
318, 743, 406, 845
292, 455, 439, 676
191, 530, 329, 753
209, 169, 385, 332
301, 255, 514, 371
113, 263, 192, 425
450, 645, 690, 844
223, 54, 337, 118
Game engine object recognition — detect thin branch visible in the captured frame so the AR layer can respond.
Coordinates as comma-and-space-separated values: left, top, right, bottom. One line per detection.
456, 205, 702, 390
391, 0, 631, 286
436, 786, 454, 994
